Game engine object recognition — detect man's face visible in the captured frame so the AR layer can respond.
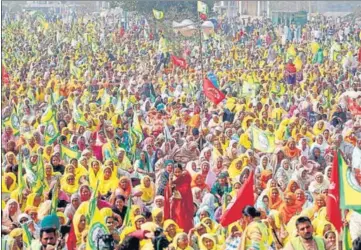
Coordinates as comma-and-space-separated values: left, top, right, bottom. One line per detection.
41, 231, 57, 248
297, 222, 313, 240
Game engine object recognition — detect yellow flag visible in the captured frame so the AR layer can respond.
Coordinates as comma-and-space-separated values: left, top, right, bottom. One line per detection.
252, 126, 275, 153
153, 9, 164, 20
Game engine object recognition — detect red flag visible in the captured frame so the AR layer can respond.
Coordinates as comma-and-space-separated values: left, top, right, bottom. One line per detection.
326, 150, 342, 232
203, 78, 225, 105
220, 171, 254, 227
119, 27, 125, 38
2, 65, 10, 85
347, 97, 361, 115
171, 55, 188, 69
199, 13, 207, 21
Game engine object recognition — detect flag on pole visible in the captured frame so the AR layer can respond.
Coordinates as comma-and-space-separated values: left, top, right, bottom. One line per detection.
153, 9, 164, 20
197, 1, 208, 14
3, 109, 20, 136
220, 171, 254, 227
326, 150, 342, 232
203, 78, 225, 105
60, 144, 81, 161
2, 65, 10, 84
50, 182, 59, 215
251, 126, 276, 153
171, 55, 188, 69
72, 102, 88, 127
22, 223, 32, 248
44, 115, 60, 145
338, 152, 361, 211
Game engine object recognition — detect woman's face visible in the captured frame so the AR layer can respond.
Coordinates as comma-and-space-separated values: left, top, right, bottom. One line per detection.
67, 175, 75, 185
196, 225, 206, 236
135, 218, 145, 230
177, 235, 189, 249
314, 148, 321, 157
92, 162, 100, 172
301, 139, 307, 147
317, 136, 323, 144
78, 215, 86, 232
9, 202, 17, 215
236, 160, 243, 170
296, 191, 304, 200
174, 167, 182, 177
271, 189, 279, 199
104, 168, 112, 180
270, 180, 277, 188
202, 238, 214, 250
120, 179, 128, 189
167, 224, 177, 237
285, 195, 294, 205
326, 232, 336, 245
143, 177, 151, 188
68, 166, 75, 174
301, 170, 307, 178
70, 159, 78, 168
191, 162, 197, 171
283, 161, 289, 170
157, 150, 163, 158
72, 198, 80, 209
115, 198, 124, 210
262, 158, 268, 167
80, 187, 91, 201
201, 163, 209, 173
316, 197, 325, 207
140, 152, 146, 161
195, 175, 203, 185
204, 218, 212, 228
5, 175, 14, 186
289, 141, 296, 149
7, 154, 15, 163
291, 182, 298, 192
327, 168, 332, 178
51, 156, 59, 166
199, 210, 209, 220
316, 175, 323, 183
155, 198, 164, 208
262, 196, 269, 207
323, 130, 329, 138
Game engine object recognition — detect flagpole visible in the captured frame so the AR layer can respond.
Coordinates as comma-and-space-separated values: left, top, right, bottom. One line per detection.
197, 4, 205, 78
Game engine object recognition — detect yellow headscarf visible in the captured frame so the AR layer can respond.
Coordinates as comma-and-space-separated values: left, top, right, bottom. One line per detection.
73, 212, 87, 246
97, 166, 117, 195
199, 233, 218, 250
163, 219, 183, 242
171, 232, 194, 250
137, 176, 155, 203
228, 156, 246, 179
2, 172, 17, 193
60, 173, 79, 195
26, 193, 42, 207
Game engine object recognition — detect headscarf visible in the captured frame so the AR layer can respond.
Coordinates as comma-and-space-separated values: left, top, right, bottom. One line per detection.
283, 138, 301, 159
260, 170, 273, 190
97, 166, 118, 195
171, 232, 193, 250
60, 173, 79, 195
278, 192, 300, 224
309, 172, 330, 194
2, 172, 17, 193
163, 219, 183, 242
199, 233, 217, 250
72, 212, 87, 246
138, 176, 155, 203
228, 156, 245, 179
3, 199, 21, 228
191, 173, 209, 190
274, 159, 293, 189
116, 176, 132, 198
268, 187, 283, 210
285, 180, 300, 193
64, 193, 80, 219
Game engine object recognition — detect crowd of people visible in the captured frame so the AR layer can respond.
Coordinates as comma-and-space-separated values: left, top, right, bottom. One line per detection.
1, 6, 361, 250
